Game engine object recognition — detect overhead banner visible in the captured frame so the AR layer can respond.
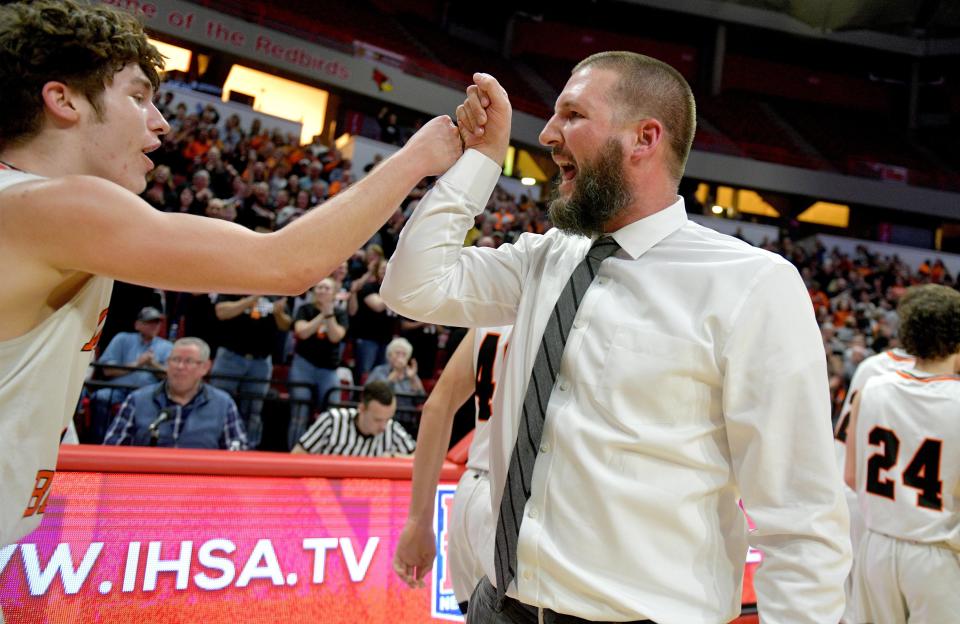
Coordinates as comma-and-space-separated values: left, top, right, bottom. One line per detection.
97, 0, 546, 145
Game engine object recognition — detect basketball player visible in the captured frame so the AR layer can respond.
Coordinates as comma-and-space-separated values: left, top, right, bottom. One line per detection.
394, 326, 511, 613
844, 284, 960, 624
0, 0, 461, 552
833, 297, 916, 623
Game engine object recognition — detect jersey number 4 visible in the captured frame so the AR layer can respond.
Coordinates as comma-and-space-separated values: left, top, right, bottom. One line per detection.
866, 426, 943, 511
474, 332, 502, 422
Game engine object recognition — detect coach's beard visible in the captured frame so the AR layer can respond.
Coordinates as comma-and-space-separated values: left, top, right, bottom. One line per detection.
549, 139, 632, 238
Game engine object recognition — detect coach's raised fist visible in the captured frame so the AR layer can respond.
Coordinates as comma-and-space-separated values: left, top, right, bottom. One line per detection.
456, 72, 511, 166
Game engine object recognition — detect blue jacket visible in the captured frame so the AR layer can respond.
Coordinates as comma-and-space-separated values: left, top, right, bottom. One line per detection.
103, 381, 247, 450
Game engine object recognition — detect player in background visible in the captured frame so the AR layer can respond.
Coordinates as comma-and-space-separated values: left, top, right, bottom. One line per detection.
844, 284, 960, 624
832, 294, 917, 623
393, 326, 511, 614
0, 0, 461, 552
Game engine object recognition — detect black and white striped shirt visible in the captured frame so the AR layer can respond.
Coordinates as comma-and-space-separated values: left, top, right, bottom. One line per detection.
298, 406, 416, 456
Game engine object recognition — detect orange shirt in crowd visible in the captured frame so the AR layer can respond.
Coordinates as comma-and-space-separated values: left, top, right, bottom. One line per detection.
832, 309, 851, 327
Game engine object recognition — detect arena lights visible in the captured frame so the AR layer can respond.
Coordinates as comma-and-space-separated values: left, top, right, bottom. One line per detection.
222, 65, 328, 145
711, 205, 725, 215
521, 177, 536, 186
148, 38, 191, 74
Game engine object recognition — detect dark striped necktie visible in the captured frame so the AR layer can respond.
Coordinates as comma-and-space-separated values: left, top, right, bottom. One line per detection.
493, 235, 621, 602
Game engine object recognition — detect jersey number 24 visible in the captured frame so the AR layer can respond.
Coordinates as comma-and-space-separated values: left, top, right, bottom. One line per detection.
866, 426, 943, 511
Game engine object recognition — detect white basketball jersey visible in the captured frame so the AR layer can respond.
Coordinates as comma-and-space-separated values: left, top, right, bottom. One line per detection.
466, 326, 512, 472
0, 169, 113, 547
835, 349, 916, 470
853, 370, 960, 549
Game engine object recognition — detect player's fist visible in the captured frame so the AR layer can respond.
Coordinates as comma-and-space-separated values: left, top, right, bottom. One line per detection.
401, 115, 463, 179
456, 72, 511, 166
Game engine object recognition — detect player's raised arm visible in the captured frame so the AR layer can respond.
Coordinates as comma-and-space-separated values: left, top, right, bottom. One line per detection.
3, 116, 462, 297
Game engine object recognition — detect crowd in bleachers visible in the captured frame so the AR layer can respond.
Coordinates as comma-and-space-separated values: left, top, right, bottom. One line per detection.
86, 91, 958, 453
758, 236, 957, 416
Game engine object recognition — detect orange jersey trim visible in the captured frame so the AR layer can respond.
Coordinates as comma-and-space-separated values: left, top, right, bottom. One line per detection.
895, 370, 960, 383
886, 350, 915, 363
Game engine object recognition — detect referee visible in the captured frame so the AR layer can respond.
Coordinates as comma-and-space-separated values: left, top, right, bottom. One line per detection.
292, 381, 416, 456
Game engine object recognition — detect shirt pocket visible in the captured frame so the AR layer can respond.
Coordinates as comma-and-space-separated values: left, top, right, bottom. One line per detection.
598, 325, 710, 425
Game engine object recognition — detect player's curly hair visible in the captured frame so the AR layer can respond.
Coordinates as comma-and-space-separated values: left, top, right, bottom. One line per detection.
0, 0, 165, 151
898, 284, 960, 360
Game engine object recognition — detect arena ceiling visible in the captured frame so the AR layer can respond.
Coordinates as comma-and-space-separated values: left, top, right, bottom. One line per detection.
724, 0, 960, 35
613, 0, 960, 55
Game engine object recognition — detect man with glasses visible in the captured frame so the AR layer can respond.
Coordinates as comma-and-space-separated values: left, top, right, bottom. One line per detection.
104, 337, 247, 450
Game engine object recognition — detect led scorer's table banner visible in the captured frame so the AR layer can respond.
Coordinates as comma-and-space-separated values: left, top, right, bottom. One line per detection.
0, 447, 759, 623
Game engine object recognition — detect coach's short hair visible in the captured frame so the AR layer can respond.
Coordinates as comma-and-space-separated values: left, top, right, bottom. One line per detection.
362, 380, 395, 407
0, 0, 164, 151
898, 284, 960, 360
573, 51, 696, 183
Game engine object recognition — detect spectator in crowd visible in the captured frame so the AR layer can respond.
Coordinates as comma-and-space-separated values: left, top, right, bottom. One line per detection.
209, 294, 291, 448
141, 164, 177, 211
378, 107, 402, 145
300, 160, 327, 197
291, 380, 415, 456
173, 186, 196, 215
185, 168, 214, 211
204, 197, 236, 222
287, 277, 349, 450
368, 337, 426, 405
104, 337, 247, 450
201, 146, 236, 197
222, 113, 244, 152
276, 189, 311, 229
399, 317, 441, 380
154, 91, 175, 118
237, 181, 275, 231
348, 258, 393, 381
90, 306, 173, 442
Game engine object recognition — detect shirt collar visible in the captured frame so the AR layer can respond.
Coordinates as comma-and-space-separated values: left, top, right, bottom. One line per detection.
603, 196, 687, 260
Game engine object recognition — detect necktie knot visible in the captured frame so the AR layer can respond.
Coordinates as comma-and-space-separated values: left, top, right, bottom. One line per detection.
588, 236, 621, 263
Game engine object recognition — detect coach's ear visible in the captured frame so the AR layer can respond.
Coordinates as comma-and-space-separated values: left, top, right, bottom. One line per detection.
41, 81, 83, 126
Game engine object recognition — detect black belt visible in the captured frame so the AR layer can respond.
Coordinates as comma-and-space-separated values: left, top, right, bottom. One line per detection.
497, 594, 654, 624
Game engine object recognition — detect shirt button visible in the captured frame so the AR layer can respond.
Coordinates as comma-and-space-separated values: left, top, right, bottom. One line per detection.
539, 442, 550, 453
523, 570, 532, 581
573, 318, 584, 330
528, 507, 538, 519
598, 277, 607, 286
559, 381, 569, 391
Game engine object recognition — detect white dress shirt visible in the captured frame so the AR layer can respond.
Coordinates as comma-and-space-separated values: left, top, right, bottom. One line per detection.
382, 150, 851, 623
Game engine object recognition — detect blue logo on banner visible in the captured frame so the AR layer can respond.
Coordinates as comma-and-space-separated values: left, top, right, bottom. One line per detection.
431, 484, 463, 621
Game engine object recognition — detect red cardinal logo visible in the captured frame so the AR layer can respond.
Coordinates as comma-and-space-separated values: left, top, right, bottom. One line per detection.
372, 68, 393, 92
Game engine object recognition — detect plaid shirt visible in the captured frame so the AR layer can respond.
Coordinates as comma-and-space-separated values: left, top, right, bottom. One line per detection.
104, 381, 247, 450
